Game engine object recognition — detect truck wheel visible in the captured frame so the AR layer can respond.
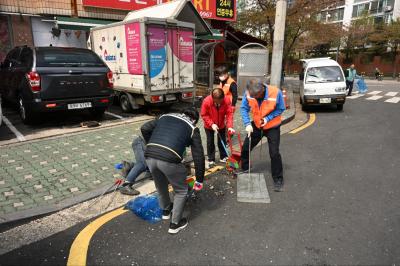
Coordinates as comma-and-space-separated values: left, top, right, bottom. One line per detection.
120, 94, 132, 113
19, 97, 37, 124
337, 104, 344, 111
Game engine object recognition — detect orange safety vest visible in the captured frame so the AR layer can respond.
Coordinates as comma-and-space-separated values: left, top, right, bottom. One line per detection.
219, 77, 236, 104
246, 86, 282, 130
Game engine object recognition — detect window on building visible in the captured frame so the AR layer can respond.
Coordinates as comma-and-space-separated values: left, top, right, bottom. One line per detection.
384, 0, 394, 9
327, 9, 344, 22
370, 1, 379, 14
352, 3, 370, 17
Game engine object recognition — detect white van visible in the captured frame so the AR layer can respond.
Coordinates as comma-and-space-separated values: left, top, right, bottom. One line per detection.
299, 58, 347, 111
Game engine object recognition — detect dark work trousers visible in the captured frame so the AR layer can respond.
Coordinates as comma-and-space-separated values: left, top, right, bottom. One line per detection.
205, 128, 228, 162
346, 80, 354, 96
241, 123, 283, 181
146, 157, 187, 224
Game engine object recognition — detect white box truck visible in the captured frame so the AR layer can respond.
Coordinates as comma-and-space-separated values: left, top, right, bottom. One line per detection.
89, 1, 205, 112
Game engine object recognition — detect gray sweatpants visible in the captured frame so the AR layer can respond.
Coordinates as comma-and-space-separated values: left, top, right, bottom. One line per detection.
146, 157, 187, 224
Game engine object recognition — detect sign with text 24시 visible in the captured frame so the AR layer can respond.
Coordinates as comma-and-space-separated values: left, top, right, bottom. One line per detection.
82, 0, 236, 21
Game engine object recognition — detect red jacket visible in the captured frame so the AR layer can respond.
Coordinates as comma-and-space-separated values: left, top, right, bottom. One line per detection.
200, 95, 234, 130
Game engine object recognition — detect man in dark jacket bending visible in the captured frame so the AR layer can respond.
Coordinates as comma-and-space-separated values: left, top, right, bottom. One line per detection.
141, 107, 205, 234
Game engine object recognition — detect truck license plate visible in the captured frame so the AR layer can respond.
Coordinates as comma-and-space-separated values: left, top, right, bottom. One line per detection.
320, 98, 331, 104
68, 102, 92, 110
166, 94, 176, 101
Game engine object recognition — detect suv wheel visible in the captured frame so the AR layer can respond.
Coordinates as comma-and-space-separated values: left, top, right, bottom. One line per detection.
120, 94, 133, 113
19, 97, 36, 124
337, 104, 344, 111
90, 107, 106, 119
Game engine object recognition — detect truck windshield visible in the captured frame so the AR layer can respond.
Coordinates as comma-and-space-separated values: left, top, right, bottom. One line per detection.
36, 48, 105, 67
305, 66, 344, 83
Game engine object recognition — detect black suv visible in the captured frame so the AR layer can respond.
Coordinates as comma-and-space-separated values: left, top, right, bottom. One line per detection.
0, 46, 114, 124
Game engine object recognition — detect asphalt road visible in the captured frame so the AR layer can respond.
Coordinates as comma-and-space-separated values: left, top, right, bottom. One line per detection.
1, 87, 400, 265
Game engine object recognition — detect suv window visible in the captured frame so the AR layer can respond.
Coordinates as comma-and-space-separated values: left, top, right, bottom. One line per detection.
20, 48, 33, 68
36, 48, 105, 67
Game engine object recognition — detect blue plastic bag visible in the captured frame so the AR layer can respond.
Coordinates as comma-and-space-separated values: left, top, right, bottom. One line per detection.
125, 194, 162, 224
357, 78, 368, 94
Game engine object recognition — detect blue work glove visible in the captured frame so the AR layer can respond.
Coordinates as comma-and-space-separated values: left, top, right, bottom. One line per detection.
193, 181, 203, 191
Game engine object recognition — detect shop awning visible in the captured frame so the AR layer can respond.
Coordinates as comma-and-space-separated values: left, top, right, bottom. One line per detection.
55, 16, 117, 31
196, 29, 224, 41
124, 0, 212, 36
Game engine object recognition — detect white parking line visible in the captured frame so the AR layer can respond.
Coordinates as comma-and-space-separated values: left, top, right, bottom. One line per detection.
2, 115, 26, 141
366, 96, 383, 101
367, 91, 382, 95
385, 97, 400, 103
385, 92, 398, 97
105, 111, 124, 120
347, 94, 364, 99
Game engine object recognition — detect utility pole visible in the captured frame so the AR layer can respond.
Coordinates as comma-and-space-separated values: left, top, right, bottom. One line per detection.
270, 0, 287, 88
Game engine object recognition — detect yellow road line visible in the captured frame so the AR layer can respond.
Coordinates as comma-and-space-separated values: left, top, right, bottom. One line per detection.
289, 113, 316, 134
67, 208, 128, 266
67, 165, 224, 266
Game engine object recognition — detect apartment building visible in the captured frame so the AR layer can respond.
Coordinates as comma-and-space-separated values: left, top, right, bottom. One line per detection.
318, 0, 400, 26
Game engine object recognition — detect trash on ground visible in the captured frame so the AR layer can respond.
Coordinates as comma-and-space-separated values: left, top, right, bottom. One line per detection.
125, 194, 162, 224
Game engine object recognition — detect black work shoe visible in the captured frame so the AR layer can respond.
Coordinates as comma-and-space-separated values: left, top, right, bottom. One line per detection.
162, 204, 173, 220
237, 168, 249, 175
121, 161, 133, 178
274, 178, 284, 192
118, 185, 140, 196
168, 218, 188, 234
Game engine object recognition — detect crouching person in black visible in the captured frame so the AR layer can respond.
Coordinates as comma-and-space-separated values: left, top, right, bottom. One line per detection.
141, 107, 205, 234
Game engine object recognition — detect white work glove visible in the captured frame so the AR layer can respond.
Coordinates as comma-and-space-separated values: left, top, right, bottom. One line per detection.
211, 124, 219, 132
228, 128, 235, 134
260, 118, 268, 127
245, 125, 253, 137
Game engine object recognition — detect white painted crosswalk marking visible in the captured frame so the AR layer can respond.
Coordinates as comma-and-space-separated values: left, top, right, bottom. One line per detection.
385, 97, 400, 103
366, 96, 383, 101
347, 94, 364, 99
385, 92, 398, 97
367, 91, 382, 95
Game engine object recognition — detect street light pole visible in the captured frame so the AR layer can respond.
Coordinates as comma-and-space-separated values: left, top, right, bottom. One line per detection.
270, 0, 287, 88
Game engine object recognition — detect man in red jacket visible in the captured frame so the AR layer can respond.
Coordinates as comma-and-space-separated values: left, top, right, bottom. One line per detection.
201, 88, 235, 167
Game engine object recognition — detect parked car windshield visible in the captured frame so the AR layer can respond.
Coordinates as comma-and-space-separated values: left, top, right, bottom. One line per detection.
36, 48, 105, 67
306, 66, 344, 83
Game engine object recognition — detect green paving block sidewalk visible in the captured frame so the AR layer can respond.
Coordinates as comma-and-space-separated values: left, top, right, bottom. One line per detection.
0, 101, 294, 223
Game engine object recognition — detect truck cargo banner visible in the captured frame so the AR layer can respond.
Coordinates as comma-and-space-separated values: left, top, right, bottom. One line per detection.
82, 0, 236, 21
148, 27, 166, 79
168, 29, 194, 89
125, 22, 143, 74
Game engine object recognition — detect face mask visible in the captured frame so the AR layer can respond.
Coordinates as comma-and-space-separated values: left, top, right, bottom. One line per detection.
219, 76, 227, 82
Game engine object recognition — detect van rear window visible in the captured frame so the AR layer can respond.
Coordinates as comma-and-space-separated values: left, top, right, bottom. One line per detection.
36, 48, 105, 67
306, 66, 344, 83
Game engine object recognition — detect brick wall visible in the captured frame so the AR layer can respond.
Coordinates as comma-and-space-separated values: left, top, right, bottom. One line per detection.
11, 15, 34, 47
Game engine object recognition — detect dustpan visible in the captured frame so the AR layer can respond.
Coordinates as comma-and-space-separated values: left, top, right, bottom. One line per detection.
237, 136, 270, 203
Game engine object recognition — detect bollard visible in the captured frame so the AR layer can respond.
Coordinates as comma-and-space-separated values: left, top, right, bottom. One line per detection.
282, 89, 289, 109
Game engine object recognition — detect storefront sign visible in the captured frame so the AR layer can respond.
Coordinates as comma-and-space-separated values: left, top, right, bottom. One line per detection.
82, 0, 236, 21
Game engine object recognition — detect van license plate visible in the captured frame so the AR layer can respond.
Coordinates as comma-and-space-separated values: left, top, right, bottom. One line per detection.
320, 98, 331, 104
166, 94, 176, 101
68, 102, 92, 110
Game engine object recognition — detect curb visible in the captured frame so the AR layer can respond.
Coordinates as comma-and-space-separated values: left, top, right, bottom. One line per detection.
0, 184, 112, 225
